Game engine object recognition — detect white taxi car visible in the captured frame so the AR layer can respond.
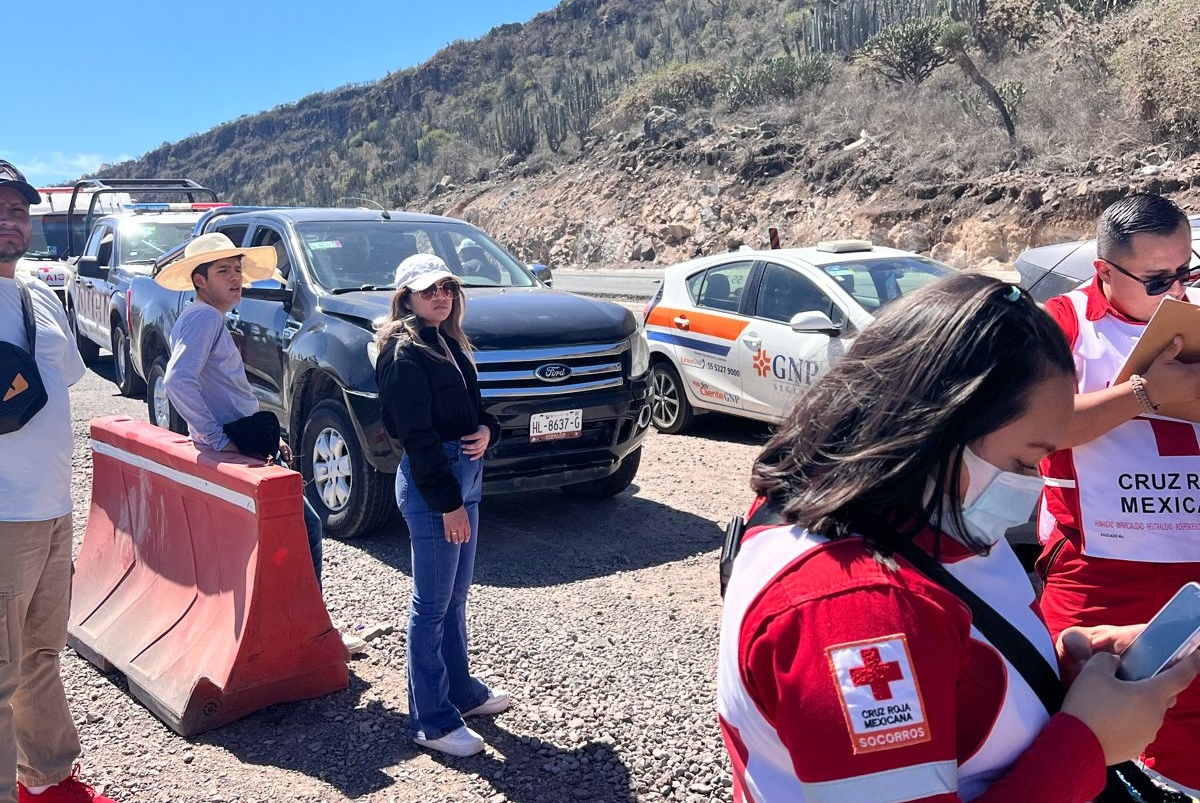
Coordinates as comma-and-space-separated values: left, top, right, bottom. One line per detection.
643, 240, 957, 432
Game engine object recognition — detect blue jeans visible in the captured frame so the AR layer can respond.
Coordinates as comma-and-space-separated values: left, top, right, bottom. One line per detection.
280, 454, 323, 590
302, 498, 323, 590
396, 441, 489, 740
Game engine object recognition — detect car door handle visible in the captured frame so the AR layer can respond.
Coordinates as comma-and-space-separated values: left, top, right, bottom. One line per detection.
742, 333, 762, 349
672, 315, 690, 330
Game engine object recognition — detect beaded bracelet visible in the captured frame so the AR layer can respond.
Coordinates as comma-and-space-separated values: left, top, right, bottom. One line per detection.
1130, 374, 1159, 415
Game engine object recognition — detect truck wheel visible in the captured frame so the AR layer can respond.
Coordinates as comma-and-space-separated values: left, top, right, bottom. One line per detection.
68, 305, 101, 365
112, 324, 146, 398
561, 446, 642, 499
649, 362, 694, 434
301, 399, 393, 540
146, 357, 186, 434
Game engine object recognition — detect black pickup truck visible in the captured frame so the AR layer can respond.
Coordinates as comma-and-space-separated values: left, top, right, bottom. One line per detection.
127, 207, 653, 539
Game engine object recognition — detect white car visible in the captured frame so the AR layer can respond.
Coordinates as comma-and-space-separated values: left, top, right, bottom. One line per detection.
643, 240, 957, 432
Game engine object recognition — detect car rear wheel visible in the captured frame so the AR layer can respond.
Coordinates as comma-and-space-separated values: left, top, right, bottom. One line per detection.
300, 399, 393, 539
68, 305, 100, 365
146, 356, 186, 434
649, 362, 694, 434
561, 446, 642, 499
112, 324, 146, 398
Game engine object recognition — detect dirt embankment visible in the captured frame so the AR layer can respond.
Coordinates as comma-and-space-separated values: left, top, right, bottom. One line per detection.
425, 109, 1200, 271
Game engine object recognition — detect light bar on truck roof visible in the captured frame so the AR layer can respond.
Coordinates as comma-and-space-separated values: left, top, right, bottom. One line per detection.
123, 202, 231, 213
816, 239, 875, 253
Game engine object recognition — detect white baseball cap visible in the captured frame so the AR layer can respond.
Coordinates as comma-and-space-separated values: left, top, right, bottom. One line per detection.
393, 253, 457, 291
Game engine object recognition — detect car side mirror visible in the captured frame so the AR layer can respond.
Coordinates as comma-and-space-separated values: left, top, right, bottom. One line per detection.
789, 310, 842, 336
75, 255, 106, 280
241, 282, 292, 305
529, 263, 553, 287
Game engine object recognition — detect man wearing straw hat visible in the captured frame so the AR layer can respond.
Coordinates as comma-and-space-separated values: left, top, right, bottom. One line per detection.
155, 232, 328, 592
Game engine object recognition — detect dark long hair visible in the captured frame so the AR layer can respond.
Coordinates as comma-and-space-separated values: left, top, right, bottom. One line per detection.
751, 273, 1075, 555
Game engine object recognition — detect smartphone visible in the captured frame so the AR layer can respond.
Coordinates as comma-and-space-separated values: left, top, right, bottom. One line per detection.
1117, 582, 1200, 681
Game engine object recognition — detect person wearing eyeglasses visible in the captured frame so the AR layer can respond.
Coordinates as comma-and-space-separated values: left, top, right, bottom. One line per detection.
374, 253, 508, 758
1037, 192, 1200, 793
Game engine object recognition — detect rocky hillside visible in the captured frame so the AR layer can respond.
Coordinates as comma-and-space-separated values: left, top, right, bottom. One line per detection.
93, 0, 1200, 271
428, 108, 1200, 272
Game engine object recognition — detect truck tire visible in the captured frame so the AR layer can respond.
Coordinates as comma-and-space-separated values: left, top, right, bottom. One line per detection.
146, 356, 186, 434
649, 361, 694, 434
111, 323, 146, 398
301, 399, 393, 540
561, 446, 642, 499
68, 304, 101, 365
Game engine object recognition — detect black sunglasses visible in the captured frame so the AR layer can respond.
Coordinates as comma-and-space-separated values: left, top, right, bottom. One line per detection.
1102, 251, 1200, 296
414, 280, 461, 300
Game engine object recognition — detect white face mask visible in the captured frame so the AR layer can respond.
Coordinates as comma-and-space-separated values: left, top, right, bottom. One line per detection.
954, 447, 1045, 546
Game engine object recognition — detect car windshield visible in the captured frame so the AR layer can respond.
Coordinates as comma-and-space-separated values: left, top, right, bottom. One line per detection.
820, 256, 953, 312
26, 214, 91, 260
293, 220, 536, 292
119, 220, 197, 264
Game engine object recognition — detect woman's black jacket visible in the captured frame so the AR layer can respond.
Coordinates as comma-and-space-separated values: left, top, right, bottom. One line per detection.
375, 325, 500, 513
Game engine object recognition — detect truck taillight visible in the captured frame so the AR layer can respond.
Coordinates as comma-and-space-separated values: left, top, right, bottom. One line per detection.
126, 287, 132, 325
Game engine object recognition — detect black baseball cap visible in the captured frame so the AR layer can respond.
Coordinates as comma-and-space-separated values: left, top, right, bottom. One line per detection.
0, 160, 41, 204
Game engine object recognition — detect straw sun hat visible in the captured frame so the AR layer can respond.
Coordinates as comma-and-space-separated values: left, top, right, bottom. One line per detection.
154, 232, 280, 291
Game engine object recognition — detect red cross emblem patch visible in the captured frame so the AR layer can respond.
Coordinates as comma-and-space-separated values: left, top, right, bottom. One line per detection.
827, 634, 931, 754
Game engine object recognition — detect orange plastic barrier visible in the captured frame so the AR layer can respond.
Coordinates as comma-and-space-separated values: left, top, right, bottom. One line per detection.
68, 415, 348, 736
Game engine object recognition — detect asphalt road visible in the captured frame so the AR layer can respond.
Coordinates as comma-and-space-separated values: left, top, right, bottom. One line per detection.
549, 269, 663, 302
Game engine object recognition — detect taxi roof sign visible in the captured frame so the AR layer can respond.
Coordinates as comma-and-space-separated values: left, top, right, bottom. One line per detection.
816, 239, 875, 253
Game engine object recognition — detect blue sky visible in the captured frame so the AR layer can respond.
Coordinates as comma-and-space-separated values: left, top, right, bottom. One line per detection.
5, 1, 561, 186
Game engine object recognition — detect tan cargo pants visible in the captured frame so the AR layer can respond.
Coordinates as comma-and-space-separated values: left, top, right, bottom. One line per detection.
0, 515, 81, 803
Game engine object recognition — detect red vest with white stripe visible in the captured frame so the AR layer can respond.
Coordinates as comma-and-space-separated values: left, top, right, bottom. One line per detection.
717, 524, 1058, 802
1039, 287, 1200, 562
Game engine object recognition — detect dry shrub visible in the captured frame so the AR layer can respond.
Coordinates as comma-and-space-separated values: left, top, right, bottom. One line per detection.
616, 62, 726, 117
974, 0, 1056, 54
772, 68, 1023, 185
1099, 0, 1200, 153
996, 46, 1149, 171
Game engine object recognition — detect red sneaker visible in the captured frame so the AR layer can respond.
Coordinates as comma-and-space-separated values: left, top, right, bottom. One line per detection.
17, 765, 117, 803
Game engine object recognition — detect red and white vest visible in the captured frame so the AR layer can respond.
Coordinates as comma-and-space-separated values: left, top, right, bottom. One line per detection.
717, 524, 1059, 802
1040, 288, 1200, 562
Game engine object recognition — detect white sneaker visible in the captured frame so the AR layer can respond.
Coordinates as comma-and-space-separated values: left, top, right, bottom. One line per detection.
340, 631, 368, 654
413, 725, 485, 757
462, 689, 512, 717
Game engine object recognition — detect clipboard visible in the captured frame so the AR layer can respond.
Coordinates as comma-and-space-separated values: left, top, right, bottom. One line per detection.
1113, 296, 1200, 421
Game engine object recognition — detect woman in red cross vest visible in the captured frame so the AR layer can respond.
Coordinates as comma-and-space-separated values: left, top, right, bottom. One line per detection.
716, 273, 1200, 803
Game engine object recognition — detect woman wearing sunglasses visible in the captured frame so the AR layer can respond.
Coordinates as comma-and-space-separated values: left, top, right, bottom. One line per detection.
1037, 193, 1200, 791
375, 253, 509, 757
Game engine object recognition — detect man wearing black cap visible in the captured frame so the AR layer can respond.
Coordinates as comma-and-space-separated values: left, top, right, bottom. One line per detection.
0, 161, 115, 803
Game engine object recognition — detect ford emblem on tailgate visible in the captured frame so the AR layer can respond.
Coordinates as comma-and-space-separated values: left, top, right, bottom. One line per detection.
535, 363, 572, 382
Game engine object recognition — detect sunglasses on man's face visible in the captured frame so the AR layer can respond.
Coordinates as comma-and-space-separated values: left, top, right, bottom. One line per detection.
1103, 252, 1200, 296
414, 280, 461, 300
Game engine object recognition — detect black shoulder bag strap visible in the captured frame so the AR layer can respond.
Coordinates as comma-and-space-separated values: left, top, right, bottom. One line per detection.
16, 280, 37, 355
719, 496, 785, 598
893, 541, 1066, 710
893, 540, 1185, 803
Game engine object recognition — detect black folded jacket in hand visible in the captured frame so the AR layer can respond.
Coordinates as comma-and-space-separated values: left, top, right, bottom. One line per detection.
222, 410, 280, 459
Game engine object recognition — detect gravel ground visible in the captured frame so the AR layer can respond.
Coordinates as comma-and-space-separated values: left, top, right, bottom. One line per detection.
60, 357, 768, 803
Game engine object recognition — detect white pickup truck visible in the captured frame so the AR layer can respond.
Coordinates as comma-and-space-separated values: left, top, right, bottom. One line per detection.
62, 179, 223, 394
